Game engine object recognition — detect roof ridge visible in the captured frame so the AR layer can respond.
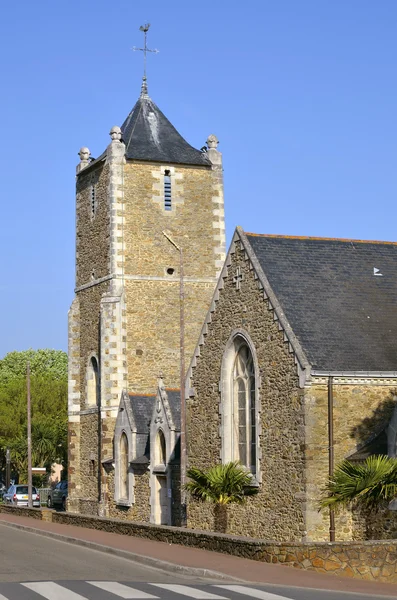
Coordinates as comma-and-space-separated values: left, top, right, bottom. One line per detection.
245, 232, 397, 246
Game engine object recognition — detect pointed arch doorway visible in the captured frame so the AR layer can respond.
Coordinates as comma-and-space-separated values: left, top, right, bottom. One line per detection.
152, 430, 171, 525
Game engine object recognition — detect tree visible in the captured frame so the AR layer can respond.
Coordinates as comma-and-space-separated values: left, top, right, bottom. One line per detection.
0, 349, 68, 482
0, 349, 67, 384
185, 461, 259, 533
320, 455, 397, 512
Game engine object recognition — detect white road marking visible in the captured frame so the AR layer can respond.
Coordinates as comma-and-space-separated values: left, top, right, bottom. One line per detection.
214, 585, 294, 600
0, 595, 9, 600
22, 581, 88, 600
87, 582, 159, 599
150, 585, 228, 599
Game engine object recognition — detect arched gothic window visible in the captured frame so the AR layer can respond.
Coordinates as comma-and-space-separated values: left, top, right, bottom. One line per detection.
233, 344, 256, 475
119, 433, 129, 500
86, 356, 99, 407
221, 333, 259, 479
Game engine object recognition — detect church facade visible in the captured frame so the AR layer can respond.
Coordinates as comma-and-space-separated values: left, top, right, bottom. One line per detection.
67, 78, 225, 522
186, 228, 397, 541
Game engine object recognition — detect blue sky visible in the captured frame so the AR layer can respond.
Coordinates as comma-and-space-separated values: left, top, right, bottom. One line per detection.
1, 1, 396, 357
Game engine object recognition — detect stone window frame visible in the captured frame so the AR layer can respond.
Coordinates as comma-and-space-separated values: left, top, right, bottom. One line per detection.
85, 353, 100, 408
114, 426, 135, 507
220, 329, 262, 484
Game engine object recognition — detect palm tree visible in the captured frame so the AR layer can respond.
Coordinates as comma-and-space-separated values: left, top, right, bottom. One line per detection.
321, 455, 397, 512
185, 461, 259, 533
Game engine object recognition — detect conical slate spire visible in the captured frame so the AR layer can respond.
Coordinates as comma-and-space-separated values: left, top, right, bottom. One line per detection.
120, 94, 210, 166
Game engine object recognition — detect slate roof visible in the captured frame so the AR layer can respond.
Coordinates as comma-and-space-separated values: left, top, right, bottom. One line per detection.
244, 233, 397, 372
128, 394, 155, 433
120, 96, 211, 166
127, 394, 155, 462
127, 390, 181, 463
166, 390, 181, 430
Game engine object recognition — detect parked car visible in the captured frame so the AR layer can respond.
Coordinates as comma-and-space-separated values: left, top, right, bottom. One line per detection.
3, 484, 40, 507
47, 481, 68, 510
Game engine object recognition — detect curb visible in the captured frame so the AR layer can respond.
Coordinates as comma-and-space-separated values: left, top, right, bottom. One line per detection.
0, 519, 244, 583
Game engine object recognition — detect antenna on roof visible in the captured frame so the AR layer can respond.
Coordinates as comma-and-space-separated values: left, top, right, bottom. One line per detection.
132, 23, 159, 98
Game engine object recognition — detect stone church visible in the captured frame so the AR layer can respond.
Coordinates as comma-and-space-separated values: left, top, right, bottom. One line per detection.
68, 73, 397, 541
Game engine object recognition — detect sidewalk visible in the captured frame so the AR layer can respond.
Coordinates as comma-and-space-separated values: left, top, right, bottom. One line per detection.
0, 512, 396, 597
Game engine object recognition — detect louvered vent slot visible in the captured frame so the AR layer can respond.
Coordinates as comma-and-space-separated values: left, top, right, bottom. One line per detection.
91, 185, 96, 217
164, 171, 172, 211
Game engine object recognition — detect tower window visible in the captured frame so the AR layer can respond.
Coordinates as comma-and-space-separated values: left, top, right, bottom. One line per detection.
164, 170, 172, 211
91, 184, 96, 217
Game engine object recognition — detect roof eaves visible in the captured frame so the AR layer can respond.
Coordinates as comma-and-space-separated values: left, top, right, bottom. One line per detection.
311, 370, 397, 378
244, 232, 397, 246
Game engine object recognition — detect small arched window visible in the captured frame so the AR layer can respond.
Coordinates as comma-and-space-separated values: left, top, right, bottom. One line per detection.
119, 433, 129, 500
156, 430, 167, 466
86, 356, 100, 407
164, 170, 172, 211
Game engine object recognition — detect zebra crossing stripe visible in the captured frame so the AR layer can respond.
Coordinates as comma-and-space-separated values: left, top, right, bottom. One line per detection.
87, 582, 159, 598
214, 585, 294, 600
150, 585, 228, 599
0, 595, 9, 600
22, 581, 88, 600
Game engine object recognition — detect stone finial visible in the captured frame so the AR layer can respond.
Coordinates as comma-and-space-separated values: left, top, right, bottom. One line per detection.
206, 134, 222, 167
78, 147, 90, 162
206, 134, 219, 150
110, 126, 122, 141
77, 147, 91, 173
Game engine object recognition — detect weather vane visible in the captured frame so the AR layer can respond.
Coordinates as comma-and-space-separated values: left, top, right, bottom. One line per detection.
132, 23, 159, 96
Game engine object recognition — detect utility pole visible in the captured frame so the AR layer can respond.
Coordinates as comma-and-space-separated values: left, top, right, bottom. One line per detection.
328, 376, 335, 542
27, 362, 33, 508
162, 231, 187, 526
5, 448, 10, 489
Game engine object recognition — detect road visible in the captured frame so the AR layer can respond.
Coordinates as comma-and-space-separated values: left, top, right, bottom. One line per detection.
0, 524, 394, 600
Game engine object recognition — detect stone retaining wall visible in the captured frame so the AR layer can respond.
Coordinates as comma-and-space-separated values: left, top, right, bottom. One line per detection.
2, 505, 397, 583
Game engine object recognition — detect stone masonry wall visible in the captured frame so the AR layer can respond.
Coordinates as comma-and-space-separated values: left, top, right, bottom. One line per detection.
187, 242, 306, 541
122, 162, 221, 394
76, 163, 110, 287
107, 469, 151, 522
305, 380, 397, 541
125, 280, 215, 393
69, 158, 111, 514
123, 162, 222, 278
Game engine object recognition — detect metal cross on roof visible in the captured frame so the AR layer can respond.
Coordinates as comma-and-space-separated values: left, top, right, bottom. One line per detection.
132, 23, 159, 97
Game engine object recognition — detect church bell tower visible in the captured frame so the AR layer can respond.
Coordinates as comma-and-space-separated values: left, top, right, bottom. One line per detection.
67, 28, 226, 515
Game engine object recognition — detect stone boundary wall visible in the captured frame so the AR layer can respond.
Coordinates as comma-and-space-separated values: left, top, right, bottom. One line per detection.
1, 505, 397, 583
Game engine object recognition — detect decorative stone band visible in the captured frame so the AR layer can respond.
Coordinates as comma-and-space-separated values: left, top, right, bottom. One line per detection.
75, 273, 218, 293
310, 372, 397, 386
